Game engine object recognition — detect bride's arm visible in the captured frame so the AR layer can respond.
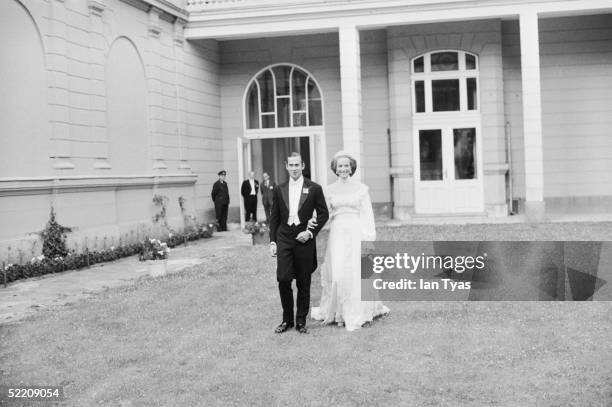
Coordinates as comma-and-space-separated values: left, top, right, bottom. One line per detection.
360, 184, 376, 241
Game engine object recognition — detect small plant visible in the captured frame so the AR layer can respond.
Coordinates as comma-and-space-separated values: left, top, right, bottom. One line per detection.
139, 238, 170, 261
152, 194, 170, 231
40, 207, 71, 259
243, 221, 269, 236
178, 196, 198, 233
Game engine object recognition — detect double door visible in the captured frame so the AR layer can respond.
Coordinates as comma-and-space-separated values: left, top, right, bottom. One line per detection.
414, 124, 483, 214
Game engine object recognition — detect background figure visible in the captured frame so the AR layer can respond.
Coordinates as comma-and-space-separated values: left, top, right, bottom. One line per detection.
211, 170, 229, 231
260, 172, 276, 223
241, 171, 259, 221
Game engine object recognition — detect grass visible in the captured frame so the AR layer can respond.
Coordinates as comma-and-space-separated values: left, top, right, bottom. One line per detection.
1, 222, 612, 406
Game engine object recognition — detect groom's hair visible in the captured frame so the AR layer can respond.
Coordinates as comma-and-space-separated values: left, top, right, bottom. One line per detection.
285, 152, 303, 165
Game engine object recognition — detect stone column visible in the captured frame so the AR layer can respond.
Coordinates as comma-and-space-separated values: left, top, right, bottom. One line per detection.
173, 18, 190, 172
519, 12, 545, 221
88, 0, 111, 170
386, 31, 414, 220
338, 25, 363, 179
47, 0, 74, 171
147, 7, 167, 171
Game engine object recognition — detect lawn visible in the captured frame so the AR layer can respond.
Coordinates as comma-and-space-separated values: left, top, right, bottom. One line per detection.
1, 222, 612, 406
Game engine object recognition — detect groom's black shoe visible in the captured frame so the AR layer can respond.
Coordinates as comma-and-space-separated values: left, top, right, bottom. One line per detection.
274, 321, 294, 334
295, 323, 308, 334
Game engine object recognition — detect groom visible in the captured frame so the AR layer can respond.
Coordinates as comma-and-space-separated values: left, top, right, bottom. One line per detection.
269, 152, 328, 334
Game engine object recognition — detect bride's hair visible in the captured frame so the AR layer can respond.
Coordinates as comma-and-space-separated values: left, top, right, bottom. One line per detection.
330, 154, 357, 176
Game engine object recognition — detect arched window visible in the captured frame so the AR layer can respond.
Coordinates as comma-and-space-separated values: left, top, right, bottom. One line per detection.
245, 64, 323, 129
411, 50, 479, 114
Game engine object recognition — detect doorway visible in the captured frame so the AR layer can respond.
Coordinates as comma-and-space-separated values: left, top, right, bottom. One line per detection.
237, 132, 324, 226
414, 124, 484, 213
258, 136, 312, 185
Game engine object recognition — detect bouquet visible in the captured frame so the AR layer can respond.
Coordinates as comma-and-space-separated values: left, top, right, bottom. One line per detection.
139, 238, 170, 261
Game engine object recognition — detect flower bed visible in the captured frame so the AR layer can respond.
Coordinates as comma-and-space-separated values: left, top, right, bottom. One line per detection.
2, 224, 214, 285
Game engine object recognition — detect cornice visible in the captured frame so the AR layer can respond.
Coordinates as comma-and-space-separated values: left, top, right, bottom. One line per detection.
0, 174, 198, 196
121, 0, 189, 21
184, 0, 612, 39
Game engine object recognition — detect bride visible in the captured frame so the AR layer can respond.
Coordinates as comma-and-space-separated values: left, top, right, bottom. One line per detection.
310, 151, 389, 331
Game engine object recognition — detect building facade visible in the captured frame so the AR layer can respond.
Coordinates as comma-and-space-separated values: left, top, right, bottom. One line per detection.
1, 0, 612, 256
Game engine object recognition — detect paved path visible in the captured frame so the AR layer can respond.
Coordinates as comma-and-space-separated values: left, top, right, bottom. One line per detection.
0, 229, 251, 325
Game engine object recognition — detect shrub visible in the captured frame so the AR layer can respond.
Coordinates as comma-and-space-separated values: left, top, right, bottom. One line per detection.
40, 207, 71, 259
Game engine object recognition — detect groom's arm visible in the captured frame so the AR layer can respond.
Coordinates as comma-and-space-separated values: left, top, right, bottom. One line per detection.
309, 184, 329, 238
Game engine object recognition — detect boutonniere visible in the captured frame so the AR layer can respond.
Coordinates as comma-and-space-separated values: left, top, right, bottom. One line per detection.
270, 186, 274, 189
302, 188, 309, 194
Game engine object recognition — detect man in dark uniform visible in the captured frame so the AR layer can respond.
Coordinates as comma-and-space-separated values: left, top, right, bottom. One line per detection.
260, 172, 276, 223
240, 171, 259, 222
211, 170, 229, 231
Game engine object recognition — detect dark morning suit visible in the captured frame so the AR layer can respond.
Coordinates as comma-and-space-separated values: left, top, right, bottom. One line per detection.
211, 180, 229, 231
269, 177, 329, 325
241, 179, 259, 221
260, 179, 276, 222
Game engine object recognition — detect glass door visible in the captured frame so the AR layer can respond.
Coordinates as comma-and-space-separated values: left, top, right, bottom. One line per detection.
414, 125, 483, 214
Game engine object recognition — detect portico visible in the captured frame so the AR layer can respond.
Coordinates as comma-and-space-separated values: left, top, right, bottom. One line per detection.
185, 0, 612, 220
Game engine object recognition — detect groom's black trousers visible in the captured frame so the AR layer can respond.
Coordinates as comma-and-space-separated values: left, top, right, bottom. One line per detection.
276, 223, 316, 325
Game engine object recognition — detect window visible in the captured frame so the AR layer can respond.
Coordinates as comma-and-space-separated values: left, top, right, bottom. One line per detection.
245, 65, 323, 129
411, 51, 479, 114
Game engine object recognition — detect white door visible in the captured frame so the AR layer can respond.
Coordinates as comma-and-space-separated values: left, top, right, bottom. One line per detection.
237, 136, 252, 229
414, 125, 483, 214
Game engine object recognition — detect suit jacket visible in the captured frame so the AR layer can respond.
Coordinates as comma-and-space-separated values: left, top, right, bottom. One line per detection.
241, 179, 259, 198
260, 180, 276, 206
211, 180, 229, 205
269, 177, 328, 244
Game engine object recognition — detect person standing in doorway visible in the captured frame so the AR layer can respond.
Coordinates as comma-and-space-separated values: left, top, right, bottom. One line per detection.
260, 172, 276, 223
241, 171, 259, 222
211, 170, 229, 231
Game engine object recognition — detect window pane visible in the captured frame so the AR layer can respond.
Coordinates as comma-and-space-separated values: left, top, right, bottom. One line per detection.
293, 112, 306, 127
413, 56, 424, 73
258, 70, 275, 113
466, 54, 476, 70
467, 78, 477, 110
431, 52, 459, 71
415, 81, 425, 113
277, 97, 290, 127
262, 114, 275, 129
432, 79, 460, 111
419, 129, 443, 181
307, 77, 320, 99
292, 69, 307, 111
273, 66, 290, 96
308, 100, 322, 126
454, 128, 476, 180
246, 82, 260, 129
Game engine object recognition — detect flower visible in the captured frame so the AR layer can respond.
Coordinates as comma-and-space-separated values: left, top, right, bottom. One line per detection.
139, 238, 170, 261
243, 221, 269, 235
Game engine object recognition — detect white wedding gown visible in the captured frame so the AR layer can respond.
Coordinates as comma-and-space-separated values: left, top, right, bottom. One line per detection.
311, 178, 389, 331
